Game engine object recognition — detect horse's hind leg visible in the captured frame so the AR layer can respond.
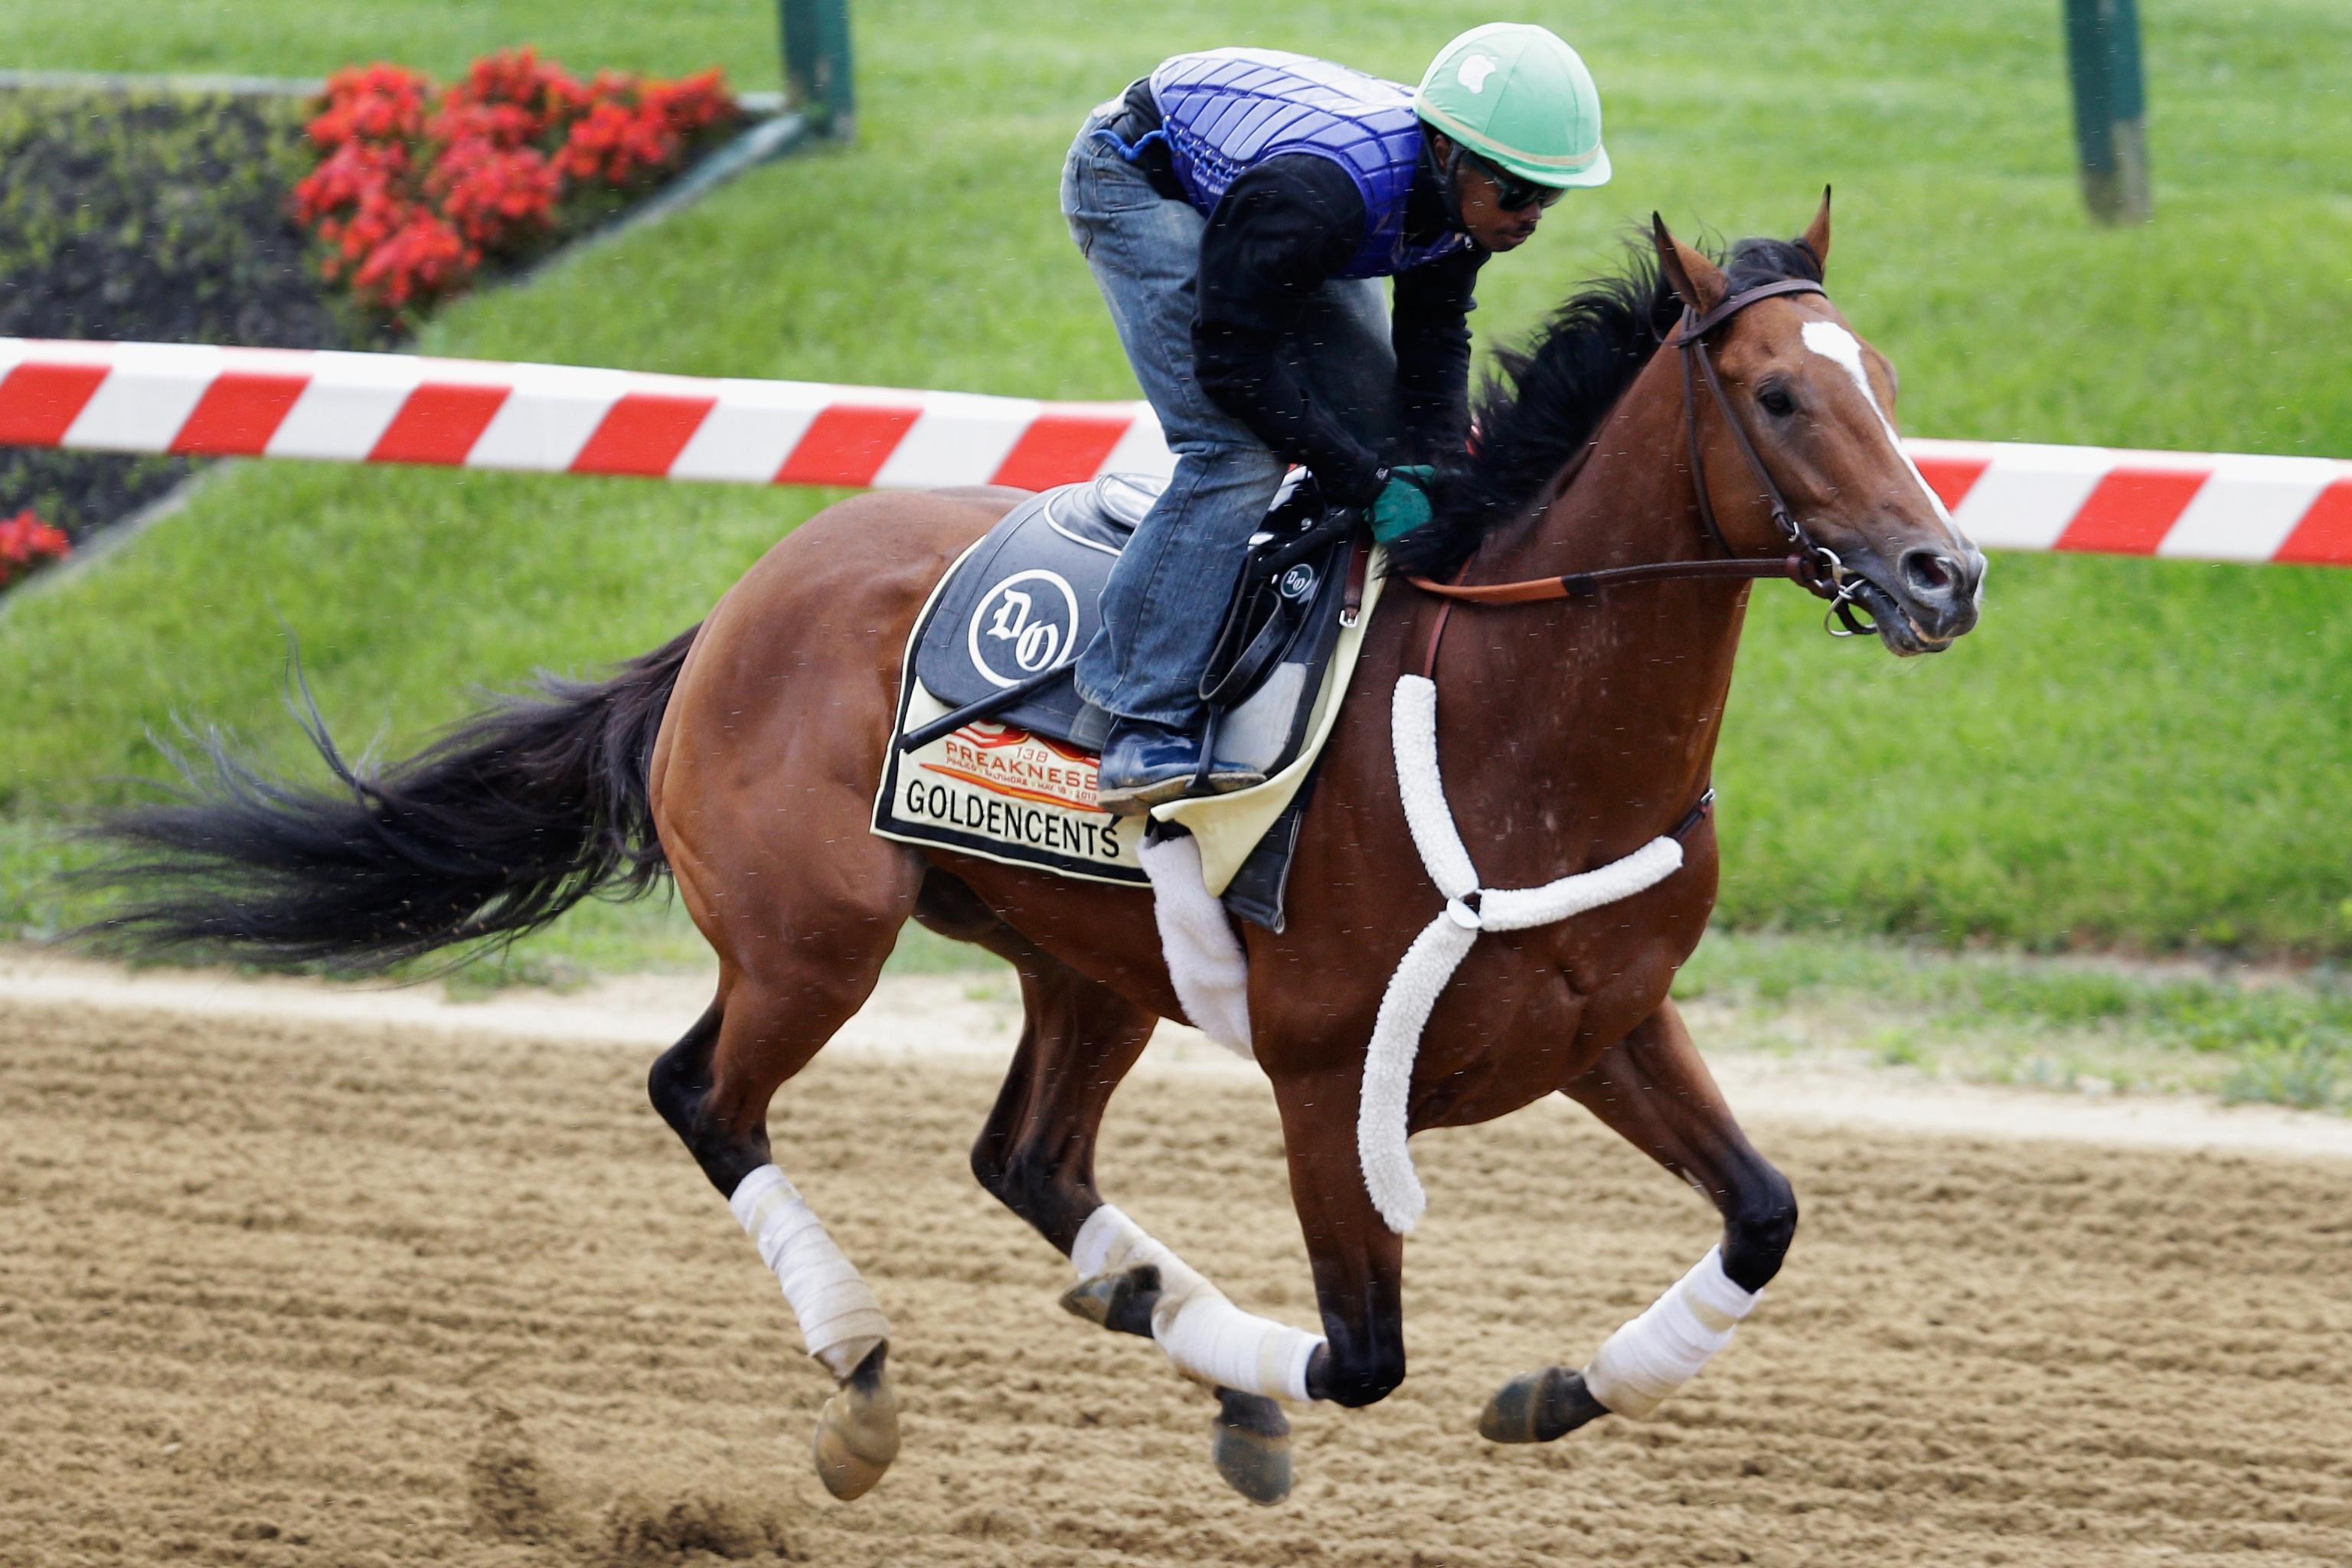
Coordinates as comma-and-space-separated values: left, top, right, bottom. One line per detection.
1480, 997, 1796, 1444
649, 851, 924, 1502
918, 876, 1302, 1504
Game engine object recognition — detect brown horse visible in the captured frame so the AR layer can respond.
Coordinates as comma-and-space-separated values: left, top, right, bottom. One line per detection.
86, 199, 1982, 1505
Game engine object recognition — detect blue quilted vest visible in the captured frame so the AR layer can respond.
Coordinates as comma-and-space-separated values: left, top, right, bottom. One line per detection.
1148, 48, 1467, 280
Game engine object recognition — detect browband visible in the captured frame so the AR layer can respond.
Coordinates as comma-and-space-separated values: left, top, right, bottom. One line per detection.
1670, 277, 1827, 343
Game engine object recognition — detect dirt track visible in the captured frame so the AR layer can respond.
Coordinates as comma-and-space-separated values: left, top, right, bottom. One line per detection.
5, 986, 2349, 1567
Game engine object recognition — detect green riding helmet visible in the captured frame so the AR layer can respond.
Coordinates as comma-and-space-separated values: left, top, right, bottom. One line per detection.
1412, 22, 1611, 191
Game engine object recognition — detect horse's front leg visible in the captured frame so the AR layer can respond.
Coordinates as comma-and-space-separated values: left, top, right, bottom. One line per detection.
1050, 1053, 1402, 1499
1267, 1062, 1410, 1409
1481, 997, 1797, 1443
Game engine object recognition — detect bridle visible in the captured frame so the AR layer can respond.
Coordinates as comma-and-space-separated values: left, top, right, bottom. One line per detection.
1673, 277, 1878, 639
1406, 271, 1882, 678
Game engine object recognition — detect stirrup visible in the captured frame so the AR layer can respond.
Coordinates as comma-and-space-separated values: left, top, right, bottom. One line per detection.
1097, 769, 1197, 816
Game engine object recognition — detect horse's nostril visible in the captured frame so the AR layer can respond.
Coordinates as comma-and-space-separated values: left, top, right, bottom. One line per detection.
1901, 550, 1957, 600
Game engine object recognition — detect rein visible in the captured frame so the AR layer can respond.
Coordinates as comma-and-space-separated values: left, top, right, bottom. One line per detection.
1406, 273, 1880, 678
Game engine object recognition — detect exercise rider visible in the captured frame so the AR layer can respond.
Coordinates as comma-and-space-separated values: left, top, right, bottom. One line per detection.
1063, 24, 1612, 814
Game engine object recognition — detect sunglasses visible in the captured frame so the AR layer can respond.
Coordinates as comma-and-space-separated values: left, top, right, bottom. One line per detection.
1465, 152, 1569, 213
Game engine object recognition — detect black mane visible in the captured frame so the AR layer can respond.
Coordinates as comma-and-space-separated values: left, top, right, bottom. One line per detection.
1393, 234, 1826, 579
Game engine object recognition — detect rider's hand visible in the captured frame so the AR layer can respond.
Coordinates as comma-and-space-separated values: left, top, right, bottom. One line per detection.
1369, 465, 1437, 544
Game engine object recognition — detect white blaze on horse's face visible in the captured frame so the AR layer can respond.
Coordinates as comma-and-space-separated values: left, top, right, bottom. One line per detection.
1798, 320, 1972, 548
1769, 313, 1987, 652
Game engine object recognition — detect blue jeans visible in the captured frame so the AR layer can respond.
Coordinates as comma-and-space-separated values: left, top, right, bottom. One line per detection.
1060, 111, 1396, 730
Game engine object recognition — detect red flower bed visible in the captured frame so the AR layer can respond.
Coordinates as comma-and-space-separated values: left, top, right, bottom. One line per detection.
292, 50, 738, 315
0, 510, 72, 590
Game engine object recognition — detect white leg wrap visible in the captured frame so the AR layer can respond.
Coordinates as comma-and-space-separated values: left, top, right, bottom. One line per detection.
1581, 1245, 1759, 1419
730, 1164, 890, 1382
1073, 1204, 1321, 1403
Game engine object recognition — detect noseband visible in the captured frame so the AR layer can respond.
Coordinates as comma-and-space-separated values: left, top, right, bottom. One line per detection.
1407, 273, 1878, 654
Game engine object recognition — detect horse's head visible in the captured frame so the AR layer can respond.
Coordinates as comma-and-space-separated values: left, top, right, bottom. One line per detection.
1651, 195, 1984, 655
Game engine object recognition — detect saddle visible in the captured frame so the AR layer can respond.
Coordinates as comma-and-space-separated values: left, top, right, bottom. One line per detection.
874, 473, 1367, 929
905, 472, 1361, 779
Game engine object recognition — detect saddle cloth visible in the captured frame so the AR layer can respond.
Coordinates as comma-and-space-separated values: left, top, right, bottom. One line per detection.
870, 475, 1385, 929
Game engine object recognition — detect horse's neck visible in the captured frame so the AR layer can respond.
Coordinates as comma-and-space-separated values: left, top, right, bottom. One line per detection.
1501, 350, 1719, 574
1433, 352, 1749, 855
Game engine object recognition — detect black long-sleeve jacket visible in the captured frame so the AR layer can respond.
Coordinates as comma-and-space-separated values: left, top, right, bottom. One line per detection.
1116, 83, 1485, 506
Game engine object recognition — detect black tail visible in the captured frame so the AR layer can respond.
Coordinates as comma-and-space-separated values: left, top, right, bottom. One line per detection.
75, 625, 701, 974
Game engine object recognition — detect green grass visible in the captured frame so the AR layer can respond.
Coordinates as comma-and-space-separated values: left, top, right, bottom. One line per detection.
1673, 929, 2352, 1112
422, 897, 986, 995
2, 0, 2350, 957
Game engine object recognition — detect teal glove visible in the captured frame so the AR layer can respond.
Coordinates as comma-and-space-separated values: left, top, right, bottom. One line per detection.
1369, 465, 1438, 544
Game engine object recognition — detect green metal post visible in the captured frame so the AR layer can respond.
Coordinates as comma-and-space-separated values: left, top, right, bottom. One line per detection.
2063, 0, 2151, 223
782, 0, 855, 140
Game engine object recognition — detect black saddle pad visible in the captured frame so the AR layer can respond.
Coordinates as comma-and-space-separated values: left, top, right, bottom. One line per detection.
911, 474, 1159, 748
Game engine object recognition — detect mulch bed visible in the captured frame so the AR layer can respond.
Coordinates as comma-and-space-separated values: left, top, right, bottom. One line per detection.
0, 80, 742, 561
0, 88, 380, 547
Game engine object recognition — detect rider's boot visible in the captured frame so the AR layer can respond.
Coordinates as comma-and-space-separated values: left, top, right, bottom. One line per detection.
1097, 719, 1266, 815
1097, 718, 1200, 815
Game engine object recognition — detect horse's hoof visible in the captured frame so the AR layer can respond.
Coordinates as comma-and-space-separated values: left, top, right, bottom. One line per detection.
1210, 1388, 1292, 1505
812, 1351, 900, 1501
1478, 1366, 1608, 1445
1059, 1263, 1161, 1338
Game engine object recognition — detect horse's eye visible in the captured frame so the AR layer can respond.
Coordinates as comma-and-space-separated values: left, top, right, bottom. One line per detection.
1759, 384, 1797, 418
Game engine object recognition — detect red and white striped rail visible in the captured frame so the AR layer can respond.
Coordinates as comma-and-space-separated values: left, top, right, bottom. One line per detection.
0, 338, 1174, 492
3, 337, 2347, 567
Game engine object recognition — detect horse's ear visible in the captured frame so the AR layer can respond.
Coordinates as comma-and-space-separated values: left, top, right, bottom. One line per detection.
1801, 185, 1831, 274
1650, 213, 1726, 315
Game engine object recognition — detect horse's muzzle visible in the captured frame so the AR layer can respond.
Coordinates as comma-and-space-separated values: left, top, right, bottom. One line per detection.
1859, 542, 1985, 655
